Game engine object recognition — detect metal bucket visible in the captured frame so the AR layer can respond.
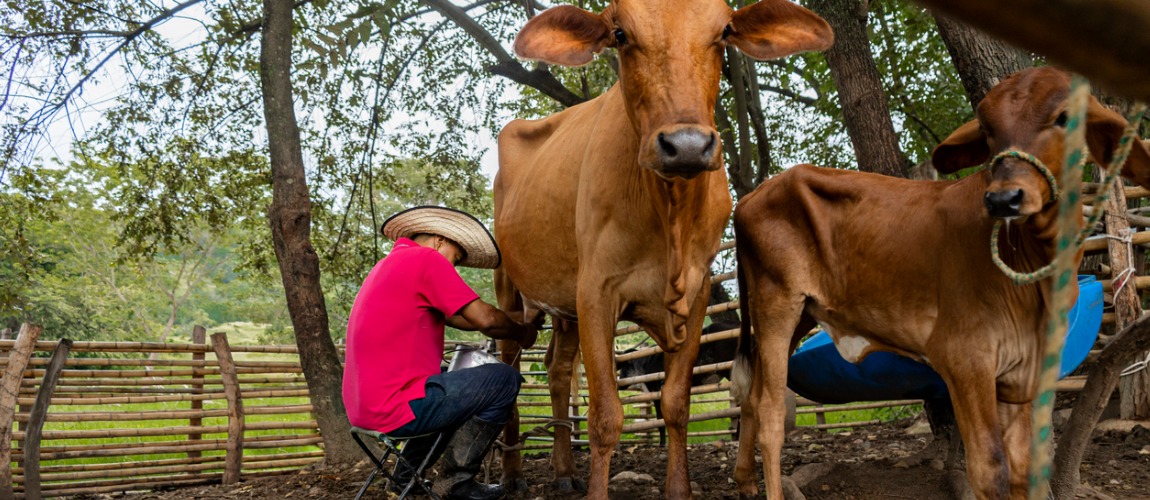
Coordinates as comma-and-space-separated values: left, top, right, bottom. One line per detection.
447, 346, 501, 372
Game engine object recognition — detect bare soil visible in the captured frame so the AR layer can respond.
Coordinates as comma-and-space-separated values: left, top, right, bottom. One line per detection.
79, 419, 1150, 500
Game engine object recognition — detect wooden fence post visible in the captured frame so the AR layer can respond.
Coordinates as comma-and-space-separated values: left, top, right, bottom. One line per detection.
570, 351, 583, 446
211, 332, 244, 485
24, 338, 73, 500
0, 323, 43, 498
1104, 183, 1150, 419
188, 326, 207, 467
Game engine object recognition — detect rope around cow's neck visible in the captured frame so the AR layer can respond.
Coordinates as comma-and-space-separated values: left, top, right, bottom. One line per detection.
989, 103, 1146, 286
1026, 78, 1145, 499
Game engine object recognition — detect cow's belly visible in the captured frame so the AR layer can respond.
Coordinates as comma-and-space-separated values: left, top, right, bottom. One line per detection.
807, 303, 936, 364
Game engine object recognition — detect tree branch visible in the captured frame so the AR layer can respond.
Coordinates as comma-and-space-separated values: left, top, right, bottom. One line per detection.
420, 0, 586, 107
8, 0, 207, 168
760, 83, 816, 107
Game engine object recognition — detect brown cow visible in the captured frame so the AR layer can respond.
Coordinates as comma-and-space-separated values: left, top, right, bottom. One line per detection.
730, 66, 1150, 499
492, 1, 831, 498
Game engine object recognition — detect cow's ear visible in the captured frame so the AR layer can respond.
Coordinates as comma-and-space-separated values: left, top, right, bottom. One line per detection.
932, 119, 989, 174
1127, 140, 1150, 189
1084, 100, 1150, 189
513, 5, 610, 67
728, 0, 833, 60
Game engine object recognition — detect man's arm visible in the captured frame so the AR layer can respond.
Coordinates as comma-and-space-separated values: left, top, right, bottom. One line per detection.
451, 299, 538, 349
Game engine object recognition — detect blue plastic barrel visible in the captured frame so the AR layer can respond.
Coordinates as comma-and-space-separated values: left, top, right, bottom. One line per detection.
786, 275, 1103, 404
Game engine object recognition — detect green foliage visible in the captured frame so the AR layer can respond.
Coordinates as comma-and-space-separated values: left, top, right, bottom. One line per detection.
2, 0, 988, 344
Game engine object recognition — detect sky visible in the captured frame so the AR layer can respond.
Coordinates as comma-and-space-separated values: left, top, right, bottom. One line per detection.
28, 2, 506, 184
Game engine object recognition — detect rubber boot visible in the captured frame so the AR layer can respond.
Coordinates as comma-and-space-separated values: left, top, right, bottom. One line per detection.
432, 417, 506, 500
390, 433, 447, 495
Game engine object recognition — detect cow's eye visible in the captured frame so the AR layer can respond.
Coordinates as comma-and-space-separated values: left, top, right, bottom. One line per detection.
722, 24, 733, 39
613, 28, 627, 46
1054, 111, 1068, 128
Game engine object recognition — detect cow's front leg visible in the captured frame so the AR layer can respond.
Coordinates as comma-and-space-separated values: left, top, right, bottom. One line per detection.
545, 318, 585, 492
943, 367, 1010, 500
660, 288, 706, 499
998, 401, 1031, 499
576, 296, 624, 500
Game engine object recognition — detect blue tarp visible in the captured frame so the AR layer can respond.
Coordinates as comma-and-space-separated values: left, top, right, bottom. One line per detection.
786, 275, 1104, 404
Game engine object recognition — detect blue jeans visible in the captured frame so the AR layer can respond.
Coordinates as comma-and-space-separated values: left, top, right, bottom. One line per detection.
387, 363, 522, 481
389, 362, 522, 436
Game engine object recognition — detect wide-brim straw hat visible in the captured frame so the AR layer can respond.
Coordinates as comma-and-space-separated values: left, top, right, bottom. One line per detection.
381, 206, 501, 269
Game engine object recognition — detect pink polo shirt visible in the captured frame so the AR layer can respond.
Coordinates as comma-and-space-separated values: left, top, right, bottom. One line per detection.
342, 238, 480, 433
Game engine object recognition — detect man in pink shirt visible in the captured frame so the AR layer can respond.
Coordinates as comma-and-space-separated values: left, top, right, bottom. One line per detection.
343, 206, 537, 500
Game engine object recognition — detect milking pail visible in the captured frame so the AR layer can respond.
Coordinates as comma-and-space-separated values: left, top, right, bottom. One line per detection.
447, 346, 501, 372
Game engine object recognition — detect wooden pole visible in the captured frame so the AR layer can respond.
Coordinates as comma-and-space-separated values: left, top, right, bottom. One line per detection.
189, 326, 206, 467
22, 338, 72, 500
0, 323, 42, 498
211, 332, 244, 485
570, 350, 583, 446
1099, 183, 1150, 419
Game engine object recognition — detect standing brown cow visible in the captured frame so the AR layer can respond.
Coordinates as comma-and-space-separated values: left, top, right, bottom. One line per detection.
492, 1, 832, 498
731, 67, 1150, 499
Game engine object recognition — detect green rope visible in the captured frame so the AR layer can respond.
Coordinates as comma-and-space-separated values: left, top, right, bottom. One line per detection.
1027, 81, 1147, 499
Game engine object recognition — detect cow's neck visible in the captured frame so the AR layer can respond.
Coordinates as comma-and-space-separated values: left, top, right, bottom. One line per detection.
646, 170, 717, 347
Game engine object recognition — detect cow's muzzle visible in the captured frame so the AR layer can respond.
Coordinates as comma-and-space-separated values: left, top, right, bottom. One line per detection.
984, 189, 1024, 218
651, 125, 720, 177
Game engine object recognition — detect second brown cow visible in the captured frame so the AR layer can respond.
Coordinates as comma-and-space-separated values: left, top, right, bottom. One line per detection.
730, 67, 1150, 499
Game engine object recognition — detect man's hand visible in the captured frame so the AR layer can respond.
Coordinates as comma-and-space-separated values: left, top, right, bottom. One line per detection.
513, 322, 538, 350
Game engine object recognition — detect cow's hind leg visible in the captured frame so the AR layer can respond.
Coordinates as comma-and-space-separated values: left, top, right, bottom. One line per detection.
752, 294, 810, 500
495, 267, 532, 492
545, 318, 585, 492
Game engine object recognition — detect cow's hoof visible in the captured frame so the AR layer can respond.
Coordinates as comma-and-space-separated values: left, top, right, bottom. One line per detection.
946, 470, 976, 500
554, 477, 587, 493
503, 477, 530, 492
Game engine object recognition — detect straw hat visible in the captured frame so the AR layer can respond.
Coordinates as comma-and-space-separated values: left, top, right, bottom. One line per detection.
381, 206, 501, 269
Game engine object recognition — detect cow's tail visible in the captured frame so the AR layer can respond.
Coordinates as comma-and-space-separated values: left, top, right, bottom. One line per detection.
731, 245, 755, 405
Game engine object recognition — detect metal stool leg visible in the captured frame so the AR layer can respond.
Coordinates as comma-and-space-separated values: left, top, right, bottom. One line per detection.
352, 431, 393, 500
351, 428, 444, 500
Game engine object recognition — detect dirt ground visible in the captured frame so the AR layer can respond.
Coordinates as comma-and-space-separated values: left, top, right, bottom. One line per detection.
79, 416, 1150, 500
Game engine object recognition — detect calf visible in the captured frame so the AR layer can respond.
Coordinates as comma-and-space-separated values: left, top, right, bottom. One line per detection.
617, 320, 740, 446
730, 67, 1150, 499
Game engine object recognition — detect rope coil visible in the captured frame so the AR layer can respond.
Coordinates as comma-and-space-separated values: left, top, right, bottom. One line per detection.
1120, 350, 1150, 377
990, 104, 1147, 286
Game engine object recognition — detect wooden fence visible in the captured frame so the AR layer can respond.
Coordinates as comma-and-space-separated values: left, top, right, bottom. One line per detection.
0, 325, 322, 498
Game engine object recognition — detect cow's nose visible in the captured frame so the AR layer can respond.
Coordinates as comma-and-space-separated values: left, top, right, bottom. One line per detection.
656, 128, 717, 174
984, 189, 1024, 217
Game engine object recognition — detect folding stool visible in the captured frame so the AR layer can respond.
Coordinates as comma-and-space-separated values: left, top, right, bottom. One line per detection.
350, 426, 444, 500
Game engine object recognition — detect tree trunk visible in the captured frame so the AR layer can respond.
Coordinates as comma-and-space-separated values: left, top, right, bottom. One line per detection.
260, 0, 358, 464
912, 0, 1150, 103
725, 47, 757, 198
1051, 314, 1150, 499
933, 13, 1033, 110
805, 0, 907, 177
1108, 185, 1150, 419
